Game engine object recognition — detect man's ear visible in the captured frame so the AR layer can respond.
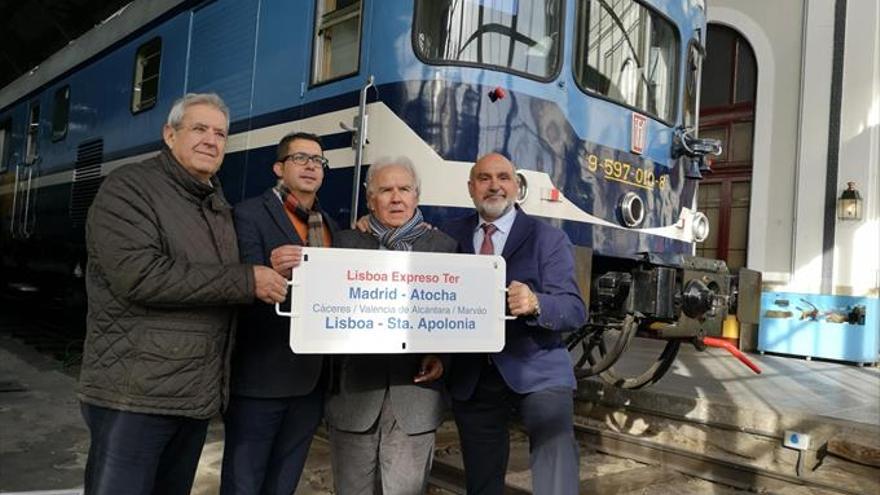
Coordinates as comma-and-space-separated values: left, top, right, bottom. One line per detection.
273, 161, 283, 179
162, 124, 175, 149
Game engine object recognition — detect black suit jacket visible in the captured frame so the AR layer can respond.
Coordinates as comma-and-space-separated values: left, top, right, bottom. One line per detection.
231, 188, 339, 397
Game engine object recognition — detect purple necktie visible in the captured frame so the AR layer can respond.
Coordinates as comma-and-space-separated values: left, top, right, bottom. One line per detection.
480, 223, 497, 255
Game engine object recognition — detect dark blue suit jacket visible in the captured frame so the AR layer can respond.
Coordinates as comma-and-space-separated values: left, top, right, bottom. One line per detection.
231, 188, 338, 398
443, 207, 586, 399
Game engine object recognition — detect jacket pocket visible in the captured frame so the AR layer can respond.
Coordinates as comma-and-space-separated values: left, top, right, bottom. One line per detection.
129, 328, 210, 399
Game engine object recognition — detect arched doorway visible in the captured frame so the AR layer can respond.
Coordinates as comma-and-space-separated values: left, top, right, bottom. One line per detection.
696, 24, 757, 270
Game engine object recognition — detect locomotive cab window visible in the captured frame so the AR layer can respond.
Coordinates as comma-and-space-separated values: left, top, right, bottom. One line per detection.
414, 0, 562, 80
0, 120, 9, 173
312, 0, 362, 85
26, 102, 40, 164
131, 37, 161, 113
574, 0, 679, 123
52, 86, 70, 141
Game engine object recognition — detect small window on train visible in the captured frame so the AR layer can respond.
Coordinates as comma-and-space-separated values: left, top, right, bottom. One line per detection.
26, 102, 40, 164
132, 38, 162, 113
52, 86, 70, 141
414, 0, 562, 80
312, 0, 362, 85
574, 0, 680, 123
0, 120, 10, 173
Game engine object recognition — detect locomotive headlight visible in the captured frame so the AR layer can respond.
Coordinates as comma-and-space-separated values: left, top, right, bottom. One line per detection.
516, 172, 529, 202
692, 211, 710, 242
618, 192, 645, 227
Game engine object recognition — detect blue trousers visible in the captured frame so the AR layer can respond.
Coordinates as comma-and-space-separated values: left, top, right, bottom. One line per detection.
220, 389, 324, 495
451, 364, 580, 495
80, 402, 209, 495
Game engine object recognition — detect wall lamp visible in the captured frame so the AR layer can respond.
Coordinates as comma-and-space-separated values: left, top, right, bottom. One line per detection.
836, 182, 863, 221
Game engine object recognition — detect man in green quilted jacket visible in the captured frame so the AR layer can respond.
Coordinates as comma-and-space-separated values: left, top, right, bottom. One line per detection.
77, 93, 289, 495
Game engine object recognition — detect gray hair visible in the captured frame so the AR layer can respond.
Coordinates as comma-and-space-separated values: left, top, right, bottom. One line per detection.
166, 93, 230, 130
365, 156, 420, 197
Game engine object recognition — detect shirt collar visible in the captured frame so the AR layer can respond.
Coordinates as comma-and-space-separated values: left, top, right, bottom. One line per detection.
475, 204, 517, 234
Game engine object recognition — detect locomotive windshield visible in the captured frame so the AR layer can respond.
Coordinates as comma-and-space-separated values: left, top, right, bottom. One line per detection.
414, 0, 562, 79
574, 0, 679, 122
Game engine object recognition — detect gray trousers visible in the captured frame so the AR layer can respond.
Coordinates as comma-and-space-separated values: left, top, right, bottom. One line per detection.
329, 394, 435, 495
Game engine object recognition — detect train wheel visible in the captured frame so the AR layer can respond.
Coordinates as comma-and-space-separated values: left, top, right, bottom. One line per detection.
597, 339, 681, 389
567, 315, 638, 379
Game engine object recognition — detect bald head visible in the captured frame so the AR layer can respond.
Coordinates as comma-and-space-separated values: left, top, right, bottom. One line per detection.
470, 153, 515, 180
468, 153, 518, 221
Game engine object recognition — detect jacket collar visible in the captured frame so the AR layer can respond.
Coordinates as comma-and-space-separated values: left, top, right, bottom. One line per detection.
502, 204, 533, 258
159, 148, 230, 211
263, 188, 303, 244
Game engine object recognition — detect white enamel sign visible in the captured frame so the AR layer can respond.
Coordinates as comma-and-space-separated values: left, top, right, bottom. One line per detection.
276, 247, 507, 353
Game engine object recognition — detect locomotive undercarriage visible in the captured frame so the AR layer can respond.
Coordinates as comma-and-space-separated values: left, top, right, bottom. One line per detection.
567, 252, 762, 388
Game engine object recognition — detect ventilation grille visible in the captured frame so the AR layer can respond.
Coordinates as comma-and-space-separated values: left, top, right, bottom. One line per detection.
69, 139, 104, 227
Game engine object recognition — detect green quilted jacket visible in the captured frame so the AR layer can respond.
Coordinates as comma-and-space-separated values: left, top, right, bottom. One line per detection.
78, 149, 254, 419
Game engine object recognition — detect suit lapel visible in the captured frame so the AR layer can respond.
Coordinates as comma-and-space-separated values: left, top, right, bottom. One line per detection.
502, 207, 533, 259
262, 189, 304, 244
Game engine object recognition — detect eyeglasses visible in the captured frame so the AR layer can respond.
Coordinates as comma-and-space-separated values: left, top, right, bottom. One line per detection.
281, 153, 328, 168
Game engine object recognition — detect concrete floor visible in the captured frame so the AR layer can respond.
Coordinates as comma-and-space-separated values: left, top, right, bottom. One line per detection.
2, 333, 878, 493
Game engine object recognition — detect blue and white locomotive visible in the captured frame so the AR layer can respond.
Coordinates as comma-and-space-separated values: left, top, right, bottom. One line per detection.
0, 0, 760, 387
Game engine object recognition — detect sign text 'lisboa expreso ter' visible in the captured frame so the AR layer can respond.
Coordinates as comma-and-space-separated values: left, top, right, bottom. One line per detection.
275, 248, 508, 354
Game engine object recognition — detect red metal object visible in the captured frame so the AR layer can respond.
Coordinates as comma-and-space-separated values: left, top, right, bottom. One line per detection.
702, 337, 762, 374
488, 87, 506, 102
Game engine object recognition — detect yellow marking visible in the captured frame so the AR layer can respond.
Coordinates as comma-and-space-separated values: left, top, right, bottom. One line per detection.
605, 175, 655, 191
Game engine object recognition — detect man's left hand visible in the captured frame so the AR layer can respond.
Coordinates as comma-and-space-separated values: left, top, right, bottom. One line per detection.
508, 280, 540, 316
414, 355, 444, 383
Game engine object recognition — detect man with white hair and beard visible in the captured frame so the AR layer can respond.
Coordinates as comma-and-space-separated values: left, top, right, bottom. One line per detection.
442, 152, 587, 495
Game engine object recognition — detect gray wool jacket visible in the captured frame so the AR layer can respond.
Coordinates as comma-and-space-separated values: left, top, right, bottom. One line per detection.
77, 149, 255, 419
325, 228, 457, 434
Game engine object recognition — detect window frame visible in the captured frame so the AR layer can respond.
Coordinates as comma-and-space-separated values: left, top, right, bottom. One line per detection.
130, 37, 162, 115
571, 0, 682, 126
0, 118, 11, 174
683, 38, 703, 129
51, 85, 70, 142
310, 0, 364, 88
411, 0, 565, 83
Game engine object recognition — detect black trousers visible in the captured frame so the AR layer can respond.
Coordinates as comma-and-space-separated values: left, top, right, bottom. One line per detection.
451, 364, 580, 495
80, 402, 209, 495
220, 388, 324, 495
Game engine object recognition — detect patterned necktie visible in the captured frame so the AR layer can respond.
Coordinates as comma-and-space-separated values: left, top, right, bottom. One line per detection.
479, 223, 497, 255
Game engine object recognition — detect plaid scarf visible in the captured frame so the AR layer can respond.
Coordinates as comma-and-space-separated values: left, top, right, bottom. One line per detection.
368, 207, 429, 251
276, 184, 325, 247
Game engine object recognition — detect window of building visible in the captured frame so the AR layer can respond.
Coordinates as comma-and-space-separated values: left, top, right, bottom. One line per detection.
131, 37, 162, 113
700, 25, 755, 109
312, 0, 362, 85
26, 102, 40, 164
0, 120, 10, 173
697, 24, 758, 270
574, 0, 679, 123
52, 86, 70, 141
413, 0, 562, 80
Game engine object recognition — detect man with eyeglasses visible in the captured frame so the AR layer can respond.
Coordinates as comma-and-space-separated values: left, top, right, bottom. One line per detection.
78, 93, 289, 495
221, 131, 339, 495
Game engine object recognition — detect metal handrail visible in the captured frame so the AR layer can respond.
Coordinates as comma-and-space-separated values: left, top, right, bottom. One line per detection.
349, 75, 374, 228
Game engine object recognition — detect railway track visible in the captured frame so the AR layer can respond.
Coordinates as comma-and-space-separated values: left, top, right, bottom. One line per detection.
3, 303, 875, 495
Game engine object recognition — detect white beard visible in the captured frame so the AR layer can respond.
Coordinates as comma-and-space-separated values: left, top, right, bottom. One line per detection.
476, 197, 514, 220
